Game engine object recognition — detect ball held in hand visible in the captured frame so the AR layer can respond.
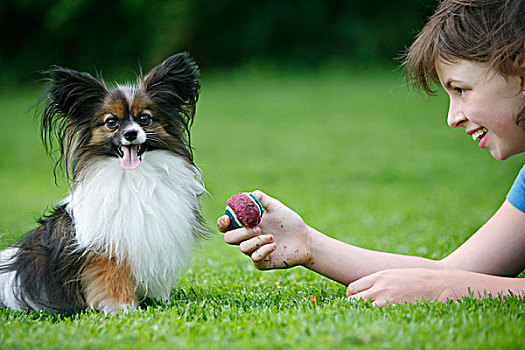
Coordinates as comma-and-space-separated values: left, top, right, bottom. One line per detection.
225, 193, 265, 229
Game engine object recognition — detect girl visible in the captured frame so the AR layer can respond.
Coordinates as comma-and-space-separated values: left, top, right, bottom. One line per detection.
218, 0, 525, 306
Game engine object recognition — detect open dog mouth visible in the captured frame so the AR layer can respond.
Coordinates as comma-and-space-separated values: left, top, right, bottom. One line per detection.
116, 144, 147, 170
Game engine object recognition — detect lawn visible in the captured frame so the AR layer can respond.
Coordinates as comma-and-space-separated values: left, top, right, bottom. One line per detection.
0, 65, 524, 349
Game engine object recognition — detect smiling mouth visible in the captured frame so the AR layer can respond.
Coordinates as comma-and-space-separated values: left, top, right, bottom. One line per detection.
116, 143, 147, 170
472, 128, 488, 142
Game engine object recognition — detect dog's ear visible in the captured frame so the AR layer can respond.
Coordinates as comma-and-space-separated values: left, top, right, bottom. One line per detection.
141, 53, 200, 110
39, 68, 107, 182
47, 68, 107, 121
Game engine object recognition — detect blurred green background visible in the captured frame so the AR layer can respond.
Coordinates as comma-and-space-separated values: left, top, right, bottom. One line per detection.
3, 1, 525, 348
1, 0, 436, 83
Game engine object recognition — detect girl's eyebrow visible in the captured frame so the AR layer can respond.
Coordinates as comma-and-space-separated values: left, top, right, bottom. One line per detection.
444, 78, 462, 88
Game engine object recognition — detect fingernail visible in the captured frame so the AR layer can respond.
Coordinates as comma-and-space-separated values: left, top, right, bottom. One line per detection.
253, 227, 261, 235
269, 235, 273, 241
272, 243, 277, 249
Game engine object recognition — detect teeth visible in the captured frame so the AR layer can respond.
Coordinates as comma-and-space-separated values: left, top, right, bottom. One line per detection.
472, 128, 488, 141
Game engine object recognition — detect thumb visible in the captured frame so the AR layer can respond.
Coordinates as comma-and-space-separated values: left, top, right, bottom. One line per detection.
251, 190, 281, 212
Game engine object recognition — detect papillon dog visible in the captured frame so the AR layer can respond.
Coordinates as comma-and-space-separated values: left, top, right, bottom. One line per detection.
0, 53, 208, 314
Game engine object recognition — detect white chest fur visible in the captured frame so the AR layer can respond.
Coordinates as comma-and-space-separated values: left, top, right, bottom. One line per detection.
65, 150, 205, 299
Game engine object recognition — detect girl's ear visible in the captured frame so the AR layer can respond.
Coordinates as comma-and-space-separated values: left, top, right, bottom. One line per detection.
514, 52, 525, 96
141, 53, 200, 107
47, 68, 107, 120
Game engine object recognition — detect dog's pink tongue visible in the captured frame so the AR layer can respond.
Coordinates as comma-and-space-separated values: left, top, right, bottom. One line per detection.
120, 145, 141, 170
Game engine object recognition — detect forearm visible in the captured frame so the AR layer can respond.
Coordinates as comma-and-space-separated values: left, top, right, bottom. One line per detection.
346, 268, 525, 305
443, 270, 525, 299
304, 226, 443, 285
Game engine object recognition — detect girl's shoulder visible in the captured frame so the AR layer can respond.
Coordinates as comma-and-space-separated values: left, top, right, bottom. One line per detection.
507, 164, 525, 213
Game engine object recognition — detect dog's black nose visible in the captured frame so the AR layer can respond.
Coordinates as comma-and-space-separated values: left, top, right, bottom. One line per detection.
123, 130, 138, 141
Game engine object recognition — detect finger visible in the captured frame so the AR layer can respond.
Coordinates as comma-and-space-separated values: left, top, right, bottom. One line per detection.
346, 274, 376, 297
347, 289, 375, 303
251, 190, 281, 212
239, 234, 274, 255
217, 215, 231, 233
251, 242, 277, 263
371, 299, 392, 307
224, 227, 261, 245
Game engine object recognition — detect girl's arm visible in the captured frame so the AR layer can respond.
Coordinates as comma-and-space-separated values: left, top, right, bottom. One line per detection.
314, 199, 525, 286
220, 190, 441, 284
440, 200, 525, 276
220, 191, 525, 287
347, 204, 525, 305
346, 268, 525, 306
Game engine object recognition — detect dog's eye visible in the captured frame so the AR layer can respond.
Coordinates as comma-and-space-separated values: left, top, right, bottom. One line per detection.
138, 114, 152, 126
105, 118, 119, 130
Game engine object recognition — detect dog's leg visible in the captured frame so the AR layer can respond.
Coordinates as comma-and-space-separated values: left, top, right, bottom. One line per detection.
81, 255, 137, 314
0, 248, 24, 310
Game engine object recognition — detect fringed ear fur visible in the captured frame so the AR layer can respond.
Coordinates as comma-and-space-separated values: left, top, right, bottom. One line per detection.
140, 53, 200, 162
46, 68, 107, 121
39, 68, 107, 181
141, 53, 200, 120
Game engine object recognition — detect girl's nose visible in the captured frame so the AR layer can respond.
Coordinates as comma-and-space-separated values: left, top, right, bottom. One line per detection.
447, 99, 467, 128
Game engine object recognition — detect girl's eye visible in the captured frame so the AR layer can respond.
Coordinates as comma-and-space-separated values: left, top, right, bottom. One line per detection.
454, 87, 467, 96
105, 118, 119, 129
138, 114, 152, 126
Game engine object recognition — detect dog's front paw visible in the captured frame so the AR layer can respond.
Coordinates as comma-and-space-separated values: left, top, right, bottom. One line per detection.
96, 300, 136, 315
81, 255, 138, 315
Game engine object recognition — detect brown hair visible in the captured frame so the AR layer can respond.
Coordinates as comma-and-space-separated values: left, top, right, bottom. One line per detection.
403, 0, 525, 94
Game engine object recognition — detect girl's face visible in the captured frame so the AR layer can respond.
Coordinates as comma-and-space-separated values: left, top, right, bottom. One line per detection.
436, 58, 525, 160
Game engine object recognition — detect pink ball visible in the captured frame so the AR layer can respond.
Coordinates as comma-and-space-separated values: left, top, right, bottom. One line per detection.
225, 193, 264, 228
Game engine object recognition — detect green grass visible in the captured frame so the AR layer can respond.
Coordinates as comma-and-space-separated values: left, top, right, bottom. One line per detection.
1, 66, 524, 349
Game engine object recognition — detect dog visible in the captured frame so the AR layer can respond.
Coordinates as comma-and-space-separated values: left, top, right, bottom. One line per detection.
0, 53, 208, 314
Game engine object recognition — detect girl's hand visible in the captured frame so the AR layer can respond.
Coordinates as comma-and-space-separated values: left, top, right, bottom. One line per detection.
218, 190, 312, 270
346, 268, 468, 306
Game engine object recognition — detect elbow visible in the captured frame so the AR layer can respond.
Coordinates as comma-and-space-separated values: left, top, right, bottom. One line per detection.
436, 257, 450, 270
